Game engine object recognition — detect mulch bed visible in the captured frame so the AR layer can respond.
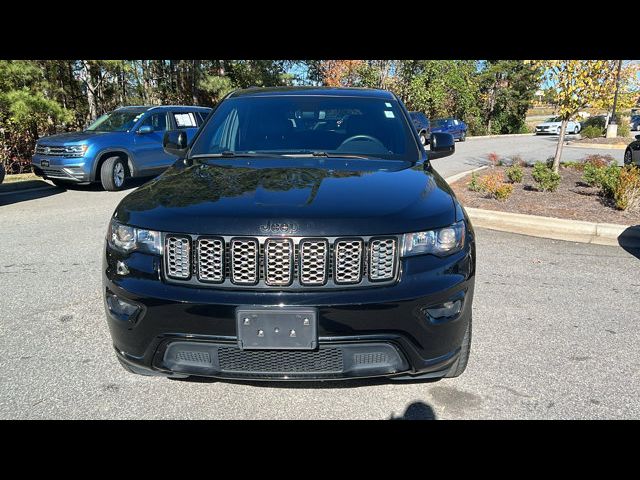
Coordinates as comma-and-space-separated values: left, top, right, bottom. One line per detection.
450, 166, 640, 225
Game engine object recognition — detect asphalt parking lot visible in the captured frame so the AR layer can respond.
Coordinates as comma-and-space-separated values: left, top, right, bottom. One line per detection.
0, 135, 638, 419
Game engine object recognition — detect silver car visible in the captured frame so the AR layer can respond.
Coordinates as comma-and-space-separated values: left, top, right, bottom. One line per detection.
535, 116, 581, 135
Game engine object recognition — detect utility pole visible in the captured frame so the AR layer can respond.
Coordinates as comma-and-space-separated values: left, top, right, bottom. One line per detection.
606, 60, 623, 138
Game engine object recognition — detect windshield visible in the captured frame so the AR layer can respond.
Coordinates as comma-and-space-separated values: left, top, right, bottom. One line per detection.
189, 96, 418, 161
546, 117, 561, 123
86, 110, 146, 132
431, 119, 446, 128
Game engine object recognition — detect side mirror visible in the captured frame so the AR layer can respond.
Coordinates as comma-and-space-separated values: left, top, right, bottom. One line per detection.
428, 132, 455, 160
163, 130, 188, 157
137, 125, 154, 135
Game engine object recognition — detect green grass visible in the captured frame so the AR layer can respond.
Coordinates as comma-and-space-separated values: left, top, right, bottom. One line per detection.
3, 172, 39, 183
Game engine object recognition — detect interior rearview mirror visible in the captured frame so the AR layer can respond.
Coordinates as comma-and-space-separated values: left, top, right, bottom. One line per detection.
163, 130, 188, 158
428, 132, 455, 160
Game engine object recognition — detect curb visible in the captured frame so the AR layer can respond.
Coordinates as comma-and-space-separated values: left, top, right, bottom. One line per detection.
444, 166, 489, 184
444, 167, 640, 248
0, 179, 56, 196
565, 142, 628, 150
467, 133, 534, 140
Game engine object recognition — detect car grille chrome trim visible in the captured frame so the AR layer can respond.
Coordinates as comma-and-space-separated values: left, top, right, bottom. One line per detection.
369, 238, 398, 281
264, 238, 294, 286
196, 237, 224, 282
165, 236, 191, 279
230, 238, 259, 285
299, 239, 329, 286
334, 239, 364, 284
35, 145, 83, 157
162, 234, 400, 290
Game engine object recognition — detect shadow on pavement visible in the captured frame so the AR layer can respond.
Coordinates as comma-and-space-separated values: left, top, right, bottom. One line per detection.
618, 225, 640, 260
389, 401, 437, 420
0, 180, 65, 206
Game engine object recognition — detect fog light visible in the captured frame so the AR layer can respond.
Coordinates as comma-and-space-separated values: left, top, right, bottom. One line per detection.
105, 292, 140, 322
116, 260, 129, 276
426, 300, 462, 319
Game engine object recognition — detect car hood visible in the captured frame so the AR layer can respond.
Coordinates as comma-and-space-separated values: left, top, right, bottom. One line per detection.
114, 157, 457, 236
537, 122, 562, 127
37, 131, 114, 145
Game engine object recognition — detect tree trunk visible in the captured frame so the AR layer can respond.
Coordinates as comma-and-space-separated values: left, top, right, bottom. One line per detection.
552, 119, 568, 173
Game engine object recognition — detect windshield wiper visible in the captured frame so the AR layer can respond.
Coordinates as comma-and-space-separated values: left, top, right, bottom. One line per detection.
309, 151, 385, 160
191, 151, 286, 159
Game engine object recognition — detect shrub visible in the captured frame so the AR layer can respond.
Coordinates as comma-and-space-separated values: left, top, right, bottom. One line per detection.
494, 183, 514, 201
581, 115, 607, 130
617, 121, 630, 138
477, 171, 513, 200
583, 164, 620, 197
532, 163, 561, 192
584, 154, 615, 168
581, 125, 604, 138
487, 152, 500, 166
613, 166, 640, 211
505, 164, 523, 183
561, 161, 582, 170
510, 154, 526, 167
468, 172, 483, 192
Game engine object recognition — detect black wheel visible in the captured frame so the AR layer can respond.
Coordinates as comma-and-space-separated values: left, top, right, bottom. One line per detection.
444, 318, 472, 378
419, 132, 427, 146
460, 131, 467, 142
624, 149, 633, 165
573, 125, 579, 134
100, 156, 127, 191
0, 163, 5, 184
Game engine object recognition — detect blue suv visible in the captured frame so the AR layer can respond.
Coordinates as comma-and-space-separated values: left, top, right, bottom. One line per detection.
31, 105, 212, 191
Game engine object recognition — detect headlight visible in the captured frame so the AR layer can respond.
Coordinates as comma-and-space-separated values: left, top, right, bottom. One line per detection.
64, 145, 89, 157
107, 218, 161, 254
401, 221, 465, 257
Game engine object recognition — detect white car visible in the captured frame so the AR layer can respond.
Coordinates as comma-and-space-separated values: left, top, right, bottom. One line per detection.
535, 117, 581, 135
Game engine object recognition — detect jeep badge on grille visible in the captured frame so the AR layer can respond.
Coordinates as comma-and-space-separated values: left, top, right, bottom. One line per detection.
259, 221, 299, 234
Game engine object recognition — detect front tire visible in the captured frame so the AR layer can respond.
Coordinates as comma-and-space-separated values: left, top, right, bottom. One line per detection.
624, 149, 633, 165
444, 318, 472, 378
100, 156, 127, 191
573, 126, 579, 134
460, 131, 467, 142
419, 132, 427, 146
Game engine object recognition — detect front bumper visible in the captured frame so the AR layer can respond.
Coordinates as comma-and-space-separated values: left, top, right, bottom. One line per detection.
31, 154, 91, 182
103, 234, 475, 381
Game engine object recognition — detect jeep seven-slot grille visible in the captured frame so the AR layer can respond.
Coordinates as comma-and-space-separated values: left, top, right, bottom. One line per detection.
163, 235, 399, 289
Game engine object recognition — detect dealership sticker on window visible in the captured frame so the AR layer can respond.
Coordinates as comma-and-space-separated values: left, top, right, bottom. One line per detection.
384, 111, 395, 118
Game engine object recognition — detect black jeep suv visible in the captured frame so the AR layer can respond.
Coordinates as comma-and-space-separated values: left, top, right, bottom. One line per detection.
103, 87, 476, 381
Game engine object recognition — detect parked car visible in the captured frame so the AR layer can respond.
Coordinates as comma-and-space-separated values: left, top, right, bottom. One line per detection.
535, 116, 581, 135
624, 135, 640, 166
31, 105, 212, 191
0, 163, 5, 184
103, 87, 475, 382
430, 118, 467, 141
630, 115, 640, 131
409, 111, 431, 146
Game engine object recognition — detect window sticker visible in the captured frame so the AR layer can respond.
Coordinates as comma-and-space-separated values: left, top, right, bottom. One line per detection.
174, 113, 197, 128
384, 110, 395, 118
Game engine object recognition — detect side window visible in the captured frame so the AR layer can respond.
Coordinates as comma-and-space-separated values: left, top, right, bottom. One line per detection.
197, 110, 211, 125
141, 113, 167, 132
173, 112, 198, 128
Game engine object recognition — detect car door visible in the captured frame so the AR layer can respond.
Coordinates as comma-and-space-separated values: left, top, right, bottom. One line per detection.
134, 111, 173, 172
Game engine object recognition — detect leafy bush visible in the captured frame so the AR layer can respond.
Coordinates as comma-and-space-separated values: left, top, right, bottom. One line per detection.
581, 115, 607, 130
583, 164, 620, 197
613, 166, 640, 211
532, 163, 561, 192
510, 154, 526, 167
505, 164, 523, 183
584, 154, 615, 168
468, 172, 483, 192
494, 183, 514, 201
487, 152, 500, 166
561, 161, 583, 170
581, 125, 604, 138
617, 121, 630, 138
477, 171, 513, 201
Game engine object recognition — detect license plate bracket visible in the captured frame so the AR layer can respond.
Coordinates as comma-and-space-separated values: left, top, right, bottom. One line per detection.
236, 307, 318, 350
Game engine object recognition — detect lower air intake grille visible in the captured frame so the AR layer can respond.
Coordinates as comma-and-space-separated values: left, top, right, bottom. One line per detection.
218, 347, 344, 373
175, 351, 211, 364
